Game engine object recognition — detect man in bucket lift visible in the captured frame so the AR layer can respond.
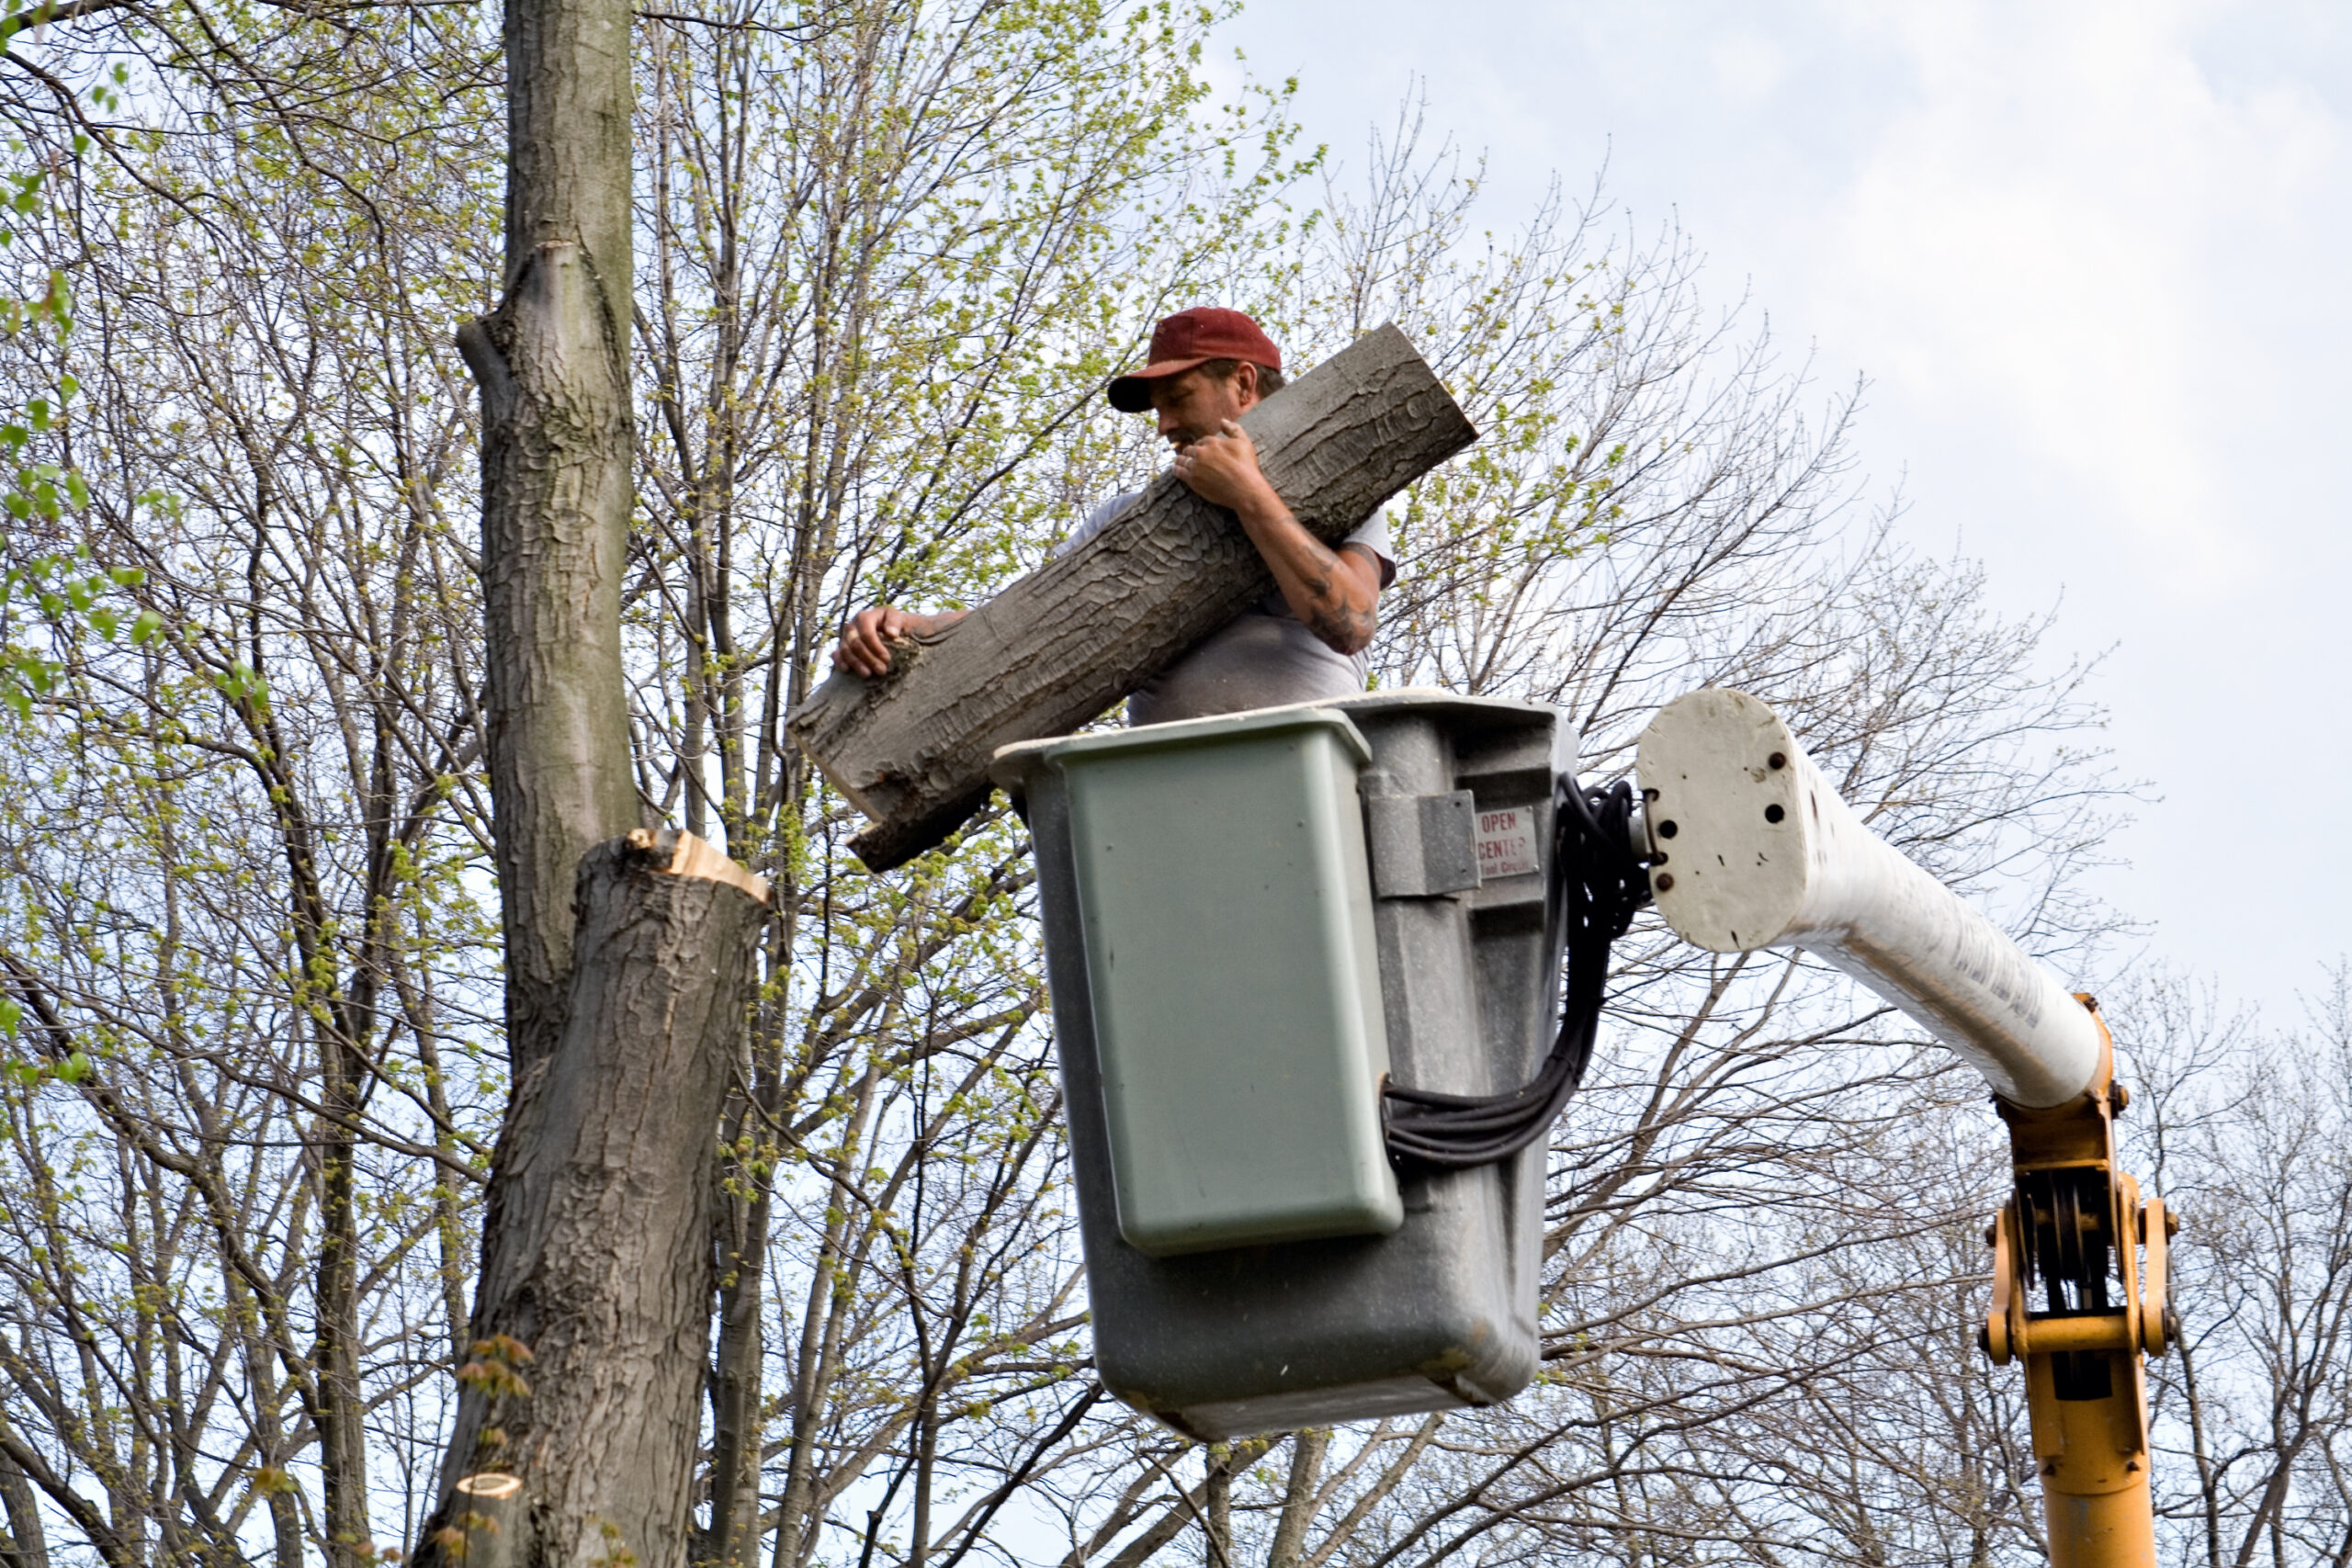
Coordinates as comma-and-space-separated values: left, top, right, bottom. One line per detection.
832, 308, 1397, 725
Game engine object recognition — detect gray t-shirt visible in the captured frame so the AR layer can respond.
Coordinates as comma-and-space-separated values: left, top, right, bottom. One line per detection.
1060, 492, 1395, 727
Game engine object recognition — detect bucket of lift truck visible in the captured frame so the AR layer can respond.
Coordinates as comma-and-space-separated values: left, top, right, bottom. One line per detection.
990, 691, 1580, 1439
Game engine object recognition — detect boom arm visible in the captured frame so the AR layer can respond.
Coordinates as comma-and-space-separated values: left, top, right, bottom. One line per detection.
1634, 689, 2173, 1568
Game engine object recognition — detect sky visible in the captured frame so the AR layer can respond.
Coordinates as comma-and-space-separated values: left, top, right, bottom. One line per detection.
1214, 0, 2349, 1027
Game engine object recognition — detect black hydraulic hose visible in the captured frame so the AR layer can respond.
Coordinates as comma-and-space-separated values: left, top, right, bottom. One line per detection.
1380, 775, 1651, 1169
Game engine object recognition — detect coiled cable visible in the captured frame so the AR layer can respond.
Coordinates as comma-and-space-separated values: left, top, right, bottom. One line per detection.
1380, 775, 1651, 1169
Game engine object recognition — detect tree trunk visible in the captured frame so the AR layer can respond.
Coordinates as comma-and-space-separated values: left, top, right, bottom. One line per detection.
697, 1116, 772, 1568
417, 0, 761, 1555
414, 829, 767, 1568
0, 1449, 48, 1568
456, 0, 639, 1080
786, 323, 1476, 871
1203, 1450, 1230, 1568
313, 1080, 373, 1568
769, 1070, 879, 1568
1266, 1430, 1327, 1568
1096, 1439, 1272, 1568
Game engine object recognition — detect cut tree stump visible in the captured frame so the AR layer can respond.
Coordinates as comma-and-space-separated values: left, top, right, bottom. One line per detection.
413, 829, 767, 1568
787, 323, 1478, 871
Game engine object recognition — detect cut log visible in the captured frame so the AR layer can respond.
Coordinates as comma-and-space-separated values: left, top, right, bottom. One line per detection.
413, 829, 767, 1568
787, 323, 1477, 871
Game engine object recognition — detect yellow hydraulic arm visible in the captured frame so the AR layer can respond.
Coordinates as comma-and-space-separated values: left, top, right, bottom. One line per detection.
1982, 996, 2177, 1568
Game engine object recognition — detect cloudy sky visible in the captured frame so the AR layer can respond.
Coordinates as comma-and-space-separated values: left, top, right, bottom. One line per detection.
1217, 0, 2348, 1023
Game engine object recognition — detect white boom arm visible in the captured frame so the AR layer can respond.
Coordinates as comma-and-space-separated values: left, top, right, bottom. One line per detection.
1634, 688, 2099, 1108
1635, 688, 2169, 1568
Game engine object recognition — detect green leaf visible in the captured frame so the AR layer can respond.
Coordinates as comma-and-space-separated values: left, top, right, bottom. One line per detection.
217, 660, 272, 712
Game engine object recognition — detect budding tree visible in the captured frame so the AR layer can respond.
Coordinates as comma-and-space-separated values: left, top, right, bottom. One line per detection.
1, 6, 2333, 1568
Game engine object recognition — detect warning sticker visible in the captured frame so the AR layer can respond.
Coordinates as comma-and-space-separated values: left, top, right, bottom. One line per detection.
1475, 807, 1540, 880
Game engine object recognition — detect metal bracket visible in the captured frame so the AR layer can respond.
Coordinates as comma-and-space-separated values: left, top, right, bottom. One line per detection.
1364, 788, 1480, 898
1976, 995, 2176, 1565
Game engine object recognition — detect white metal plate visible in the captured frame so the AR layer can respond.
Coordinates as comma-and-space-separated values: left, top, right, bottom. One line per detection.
1475, 806, 1540, 880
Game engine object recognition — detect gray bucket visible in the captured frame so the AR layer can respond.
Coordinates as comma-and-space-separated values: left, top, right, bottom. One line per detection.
990, 690, 1572, 1438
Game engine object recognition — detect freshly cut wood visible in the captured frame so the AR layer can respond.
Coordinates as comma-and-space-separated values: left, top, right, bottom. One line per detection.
788, 323, 1477, 871
413, 829, 766, 1568
436, 1473, 522, 1568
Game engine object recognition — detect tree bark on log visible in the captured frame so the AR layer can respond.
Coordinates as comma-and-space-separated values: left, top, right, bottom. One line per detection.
413, 829, 768, 1568
786, 323, 1476, 871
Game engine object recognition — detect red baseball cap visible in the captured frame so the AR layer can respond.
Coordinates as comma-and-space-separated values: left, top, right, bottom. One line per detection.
1107, 307, 1283, 412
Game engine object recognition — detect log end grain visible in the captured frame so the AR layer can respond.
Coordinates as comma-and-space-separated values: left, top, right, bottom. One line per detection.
624, 827, 772, 906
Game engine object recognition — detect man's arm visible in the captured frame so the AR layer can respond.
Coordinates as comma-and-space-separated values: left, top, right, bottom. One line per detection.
1173, 418, 1381, 654
835, 605, 969, 678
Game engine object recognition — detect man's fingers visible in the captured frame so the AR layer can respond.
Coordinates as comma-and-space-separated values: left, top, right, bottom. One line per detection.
837, 608, 898, 676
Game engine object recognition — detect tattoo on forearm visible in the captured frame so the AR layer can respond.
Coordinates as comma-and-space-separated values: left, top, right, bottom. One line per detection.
1302, 546, 1377, 650
1305, 601, 1377, 651
1276, 533, 1378, 651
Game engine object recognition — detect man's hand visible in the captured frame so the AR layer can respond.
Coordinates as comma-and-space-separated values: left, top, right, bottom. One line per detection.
1174, 418, 1381, 656
1170, 419, 1281, 514
834, 605, 966, 678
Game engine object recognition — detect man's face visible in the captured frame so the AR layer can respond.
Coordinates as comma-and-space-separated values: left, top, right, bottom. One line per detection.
1149, 364, 1257, 446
